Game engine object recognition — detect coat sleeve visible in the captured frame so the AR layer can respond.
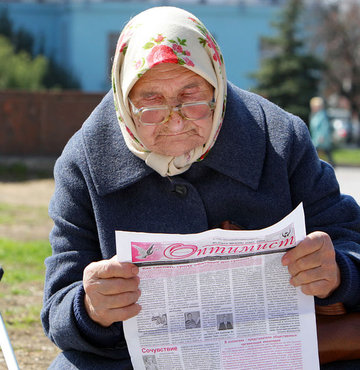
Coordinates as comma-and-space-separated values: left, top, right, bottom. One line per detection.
41, 132, 130, 359
285, 114, 360, 309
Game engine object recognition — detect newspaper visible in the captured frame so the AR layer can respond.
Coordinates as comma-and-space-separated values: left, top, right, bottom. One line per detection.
116, 203, 319, 370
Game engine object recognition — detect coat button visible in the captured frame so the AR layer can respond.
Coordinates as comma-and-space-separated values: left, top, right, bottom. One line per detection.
173, 184, 188, 197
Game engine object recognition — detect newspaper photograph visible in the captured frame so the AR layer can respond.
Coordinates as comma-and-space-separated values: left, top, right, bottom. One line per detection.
116, 203, 319, 370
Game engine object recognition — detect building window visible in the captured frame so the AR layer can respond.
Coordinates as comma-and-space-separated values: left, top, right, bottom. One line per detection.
108, 32, 119, 76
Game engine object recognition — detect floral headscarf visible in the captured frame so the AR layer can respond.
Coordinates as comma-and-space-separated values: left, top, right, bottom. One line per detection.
112, 6, 227, 177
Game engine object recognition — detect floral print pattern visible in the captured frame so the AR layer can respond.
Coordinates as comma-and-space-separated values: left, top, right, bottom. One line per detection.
135, 34, 195, 78
188, 16, 224, 67
146, 45, 178, 68
116, 20, 138, 56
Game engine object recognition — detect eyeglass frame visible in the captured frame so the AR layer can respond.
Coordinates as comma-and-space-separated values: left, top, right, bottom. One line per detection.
128, 98, 216, 126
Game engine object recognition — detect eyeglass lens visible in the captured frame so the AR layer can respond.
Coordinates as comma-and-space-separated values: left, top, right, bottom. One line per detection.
140, 103, 212, 125
141, 108, 169, 124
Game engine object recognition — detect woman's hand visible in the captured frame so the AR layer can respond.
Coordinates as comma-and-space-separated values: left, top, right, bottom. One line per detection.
282, 231, 340, 299
83, 255, 141, 327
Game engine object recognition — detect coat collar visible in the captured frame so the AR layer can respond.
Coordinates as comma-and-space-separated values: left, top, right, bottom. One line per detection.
203, 82, 266, 190
82, 91, 153, 197
82, 83, 266, 196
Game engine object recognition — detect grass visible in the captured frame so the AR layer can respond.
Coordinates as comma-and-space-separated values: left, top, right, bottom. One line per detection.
0, 238, 51, 328
0, 238, 51, 284
333, 148, 360, 165
0, 162, 53, 181
0, 203, 14, 223
0, 202, 49, 226
317, 147, 360, 166
0, 190, 52, 328
0, 162, 28, 180
3, 302, 44, 328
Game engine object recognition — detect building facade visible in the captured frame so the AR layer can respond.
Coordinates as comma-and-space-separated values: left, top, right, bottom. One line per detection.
1, 1, 280, 92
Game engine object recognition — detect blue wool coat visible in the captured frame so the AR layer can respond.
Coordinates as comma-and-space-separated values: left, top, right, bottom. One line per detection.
42, 82, 360, 368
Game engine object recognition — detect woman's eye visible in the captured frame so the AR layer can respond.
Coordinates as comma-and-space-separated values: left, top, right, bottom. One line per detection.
181, 89, 209, 102
143, 97, 164, 106
181, 94, 198, 102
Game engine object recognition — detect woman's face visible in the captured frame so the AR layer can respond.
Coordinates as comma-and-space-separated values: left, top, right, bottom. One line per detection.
129, 63, 214, 157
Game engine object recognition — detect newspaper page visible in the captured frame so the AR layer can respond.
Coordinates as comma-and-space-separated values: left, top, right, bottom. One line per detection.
116, 203, 319, 370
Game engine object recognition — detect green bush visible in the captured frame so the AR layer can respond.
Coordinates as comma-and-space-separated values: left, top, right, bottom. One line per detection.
0, 35, 47, 90
0, 8, 80, 90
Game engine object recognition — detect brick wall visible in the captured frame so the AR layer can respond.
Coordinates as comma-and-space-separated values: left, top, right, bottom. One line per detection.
0, 90, 104, 156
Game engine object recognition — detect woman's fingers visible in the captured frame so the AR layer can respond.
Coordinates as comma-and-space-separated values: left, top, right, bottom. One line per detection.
83, 256, 141, 326
282, 232, 340, 298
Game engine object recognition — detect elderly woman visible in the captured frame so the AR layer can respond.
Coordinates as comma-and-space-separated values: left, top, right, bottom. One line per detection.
42, 6, 360, 369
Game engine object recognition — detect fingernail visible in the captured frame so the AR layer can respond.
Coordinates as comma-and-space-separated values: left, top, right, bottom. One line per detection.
281, 256, 288, 265
132, 266, 139, 275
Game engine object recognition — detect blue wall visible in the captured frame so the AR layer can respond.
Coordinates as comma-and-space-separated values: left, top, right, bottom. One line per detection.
1, 2, 279, 92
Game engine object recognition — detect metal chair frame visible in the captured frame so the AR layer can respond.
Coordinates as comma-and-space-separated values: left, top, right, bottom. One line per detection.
0, 266, 20, 370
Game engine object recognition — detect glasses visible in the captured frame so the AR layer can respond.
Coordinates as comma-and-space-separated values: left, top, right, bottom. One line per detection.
129, 99, 215, 126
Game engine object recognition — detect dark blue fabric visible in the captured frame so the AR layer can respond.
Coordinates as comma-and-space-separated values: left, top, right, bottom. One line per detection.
321, 360, 360, 370
48, 351, 133, 369
41, 82, 360, 367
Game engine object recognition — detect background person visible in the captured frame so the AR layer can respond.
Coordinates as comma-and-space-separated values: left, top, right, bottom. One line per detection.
41, 7, 360, 369
309, 96, 335, 167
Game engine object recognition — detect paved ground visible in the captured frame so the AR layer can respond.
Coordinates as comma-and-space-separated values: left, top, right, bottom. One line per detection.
335, 166, 360, 204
